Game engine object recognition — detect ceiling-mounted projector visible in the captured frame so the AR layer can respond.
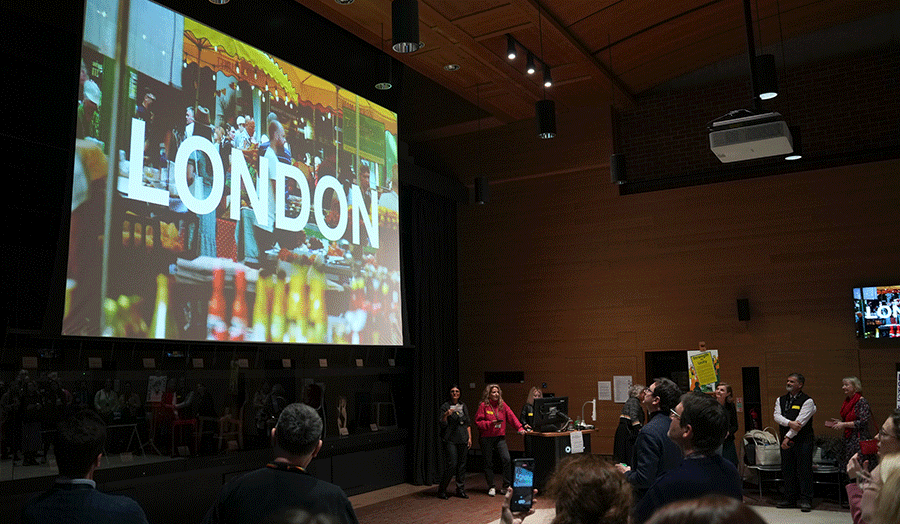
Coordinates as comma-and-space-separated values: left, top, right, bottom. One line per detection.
709, 111, 794, 163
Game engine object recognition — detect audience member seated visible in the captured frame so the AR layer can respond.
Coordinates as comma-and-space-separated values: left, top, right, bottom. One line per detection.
861, 452, 900, 524
201, 403, 358, 524
21, 410, 149, 524
632, 392, 743, 524
500, 453, 631, 524
847, 409, 900, 524
644, 495, 767, 524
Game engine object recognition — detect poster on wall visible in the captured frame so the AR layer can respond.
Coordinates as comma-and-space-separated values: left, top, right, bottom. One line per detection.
64, 0, 402, 346
612, 376, 632, 403
687, 350, 719, 393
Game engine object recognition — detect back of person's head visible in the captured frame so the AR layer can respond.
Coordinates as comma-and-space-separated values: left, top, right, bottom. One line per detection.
275, 403, 322, 456
629, 384, 645, 399
544, 454, 631, 524
875, 453, 900, 524
678, 392, 728, 454
54, 410, 106, 478
265, 508, 338, 524
653, 378, 682, 413
644, 495, 766, 524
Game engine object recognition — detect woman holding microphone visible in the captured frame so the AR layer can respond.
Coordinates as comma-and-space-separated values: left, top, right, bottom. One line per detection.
437, 385, 471, 499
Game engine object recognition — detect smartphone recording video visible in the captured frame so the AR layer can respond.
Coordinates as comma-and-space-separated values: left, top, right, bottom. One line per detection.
511, 458, 535, 512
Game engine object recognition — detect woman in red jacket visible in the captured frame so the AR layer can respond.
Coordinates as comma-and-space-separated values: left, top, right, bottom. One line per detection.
475, 384, 526, 496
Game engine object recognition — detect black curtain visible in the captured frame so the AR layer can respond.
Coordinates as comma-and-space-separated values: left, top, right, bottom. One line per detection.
402, 183, 459, 486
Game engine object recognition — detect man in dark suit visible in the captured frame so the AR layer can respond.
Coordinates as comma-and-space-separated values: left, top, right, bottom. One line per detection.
22, 410, 149, 524
632, 392, 743, 523
775, 372, 817, 512
202, 403, 358, 524
616, 378, 684, 501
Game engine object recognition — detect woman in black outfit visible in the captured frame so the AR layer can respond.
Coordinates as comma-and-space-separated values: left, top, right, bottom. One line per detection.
437, 385, 471, 499
613, 384, 645, 465
715, 382, 739, 466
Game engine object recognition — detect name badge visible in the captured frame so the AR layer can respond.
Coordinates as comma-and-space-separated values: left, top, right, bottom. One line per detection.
486, 411, 494, 415
791, 405, 801, 410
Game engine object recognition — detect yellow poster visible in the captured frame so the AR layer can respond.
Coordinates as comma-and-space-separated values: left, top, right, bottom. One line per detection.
687, 350, 719, 393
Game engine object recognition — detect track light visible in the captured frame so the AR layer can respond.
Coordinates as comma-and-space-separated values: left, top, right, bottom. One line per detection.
526, 53, 536, 75
543, 65, 552, 87
209, 0, 229, 4
391, 0, 420, 53
785, 126, 802, 160
375, 54, 392, 90
536, 99, 556, 139
506, 35, 517, 60
754, 54, 778, 100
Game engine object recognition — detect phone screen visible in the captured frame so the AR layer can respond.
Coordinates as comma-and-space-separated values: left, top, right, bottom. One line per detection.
511, 458, 534, 512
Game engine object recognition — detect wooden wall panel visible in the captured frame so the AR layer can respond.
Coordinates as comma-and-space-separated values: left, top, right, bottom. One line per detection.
456, 156, 900, 454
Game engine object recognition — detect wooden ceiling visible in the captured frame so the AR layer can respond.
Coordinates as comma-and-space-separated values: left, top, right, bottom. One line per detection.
297, 0, 897, 141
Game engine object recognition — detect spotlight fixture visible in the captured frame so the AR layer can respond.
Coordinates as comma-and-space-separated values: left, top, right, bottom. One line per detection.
391, 0, 420, 53
375, 24, 393, 90
208, 0, 229, 4
536, 99, 556, 139
785, 126, 802, 160
543, 65, 552, 87
507, 35, 517, 60
335, 0, 354, 4
526, 52, 536, 75
444, 64, 460, 71
754, 54, 778, 100
375, 55, 393, 90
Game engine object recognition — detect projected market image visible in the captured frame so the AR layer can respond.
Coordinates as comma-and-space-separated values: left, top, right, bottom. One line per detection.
65, 0, 401, 345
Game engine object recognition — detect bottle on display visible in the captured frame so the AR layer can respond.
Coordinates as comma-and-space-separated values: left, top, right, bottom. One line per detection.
229, 269, 248, 342
249, 270, 271, 342
207, 267, 228, 341
307, 267, 327, 343
149, 274, 177, 339
286, 266, 308, 343
269, 271, 287, 343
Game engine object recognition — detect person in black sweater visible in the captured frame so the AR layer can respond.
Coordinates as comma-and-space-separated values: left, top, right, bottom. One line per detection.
202, 403, 357, 524
437, 385, 472, 499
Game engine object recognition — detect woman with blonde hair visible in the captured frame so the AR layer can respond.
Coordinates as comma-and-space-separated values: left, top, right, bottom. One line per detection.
613, 384, 645, 464
475, 384, 526, 496
860, 452, 900, 524
519, 387, 542, 431
826, 376, 873, 470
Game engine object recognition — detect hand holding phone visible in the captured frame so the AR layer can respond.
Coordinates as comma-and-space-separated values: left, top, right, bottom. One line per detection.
510, 458, 535, 512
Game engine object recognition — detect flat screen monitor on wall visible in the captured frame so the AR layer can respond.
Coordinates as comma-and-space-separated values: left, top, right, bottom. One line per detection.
854, 285, 900, 339
532, 396, 569, 432
65, 0, 402, 345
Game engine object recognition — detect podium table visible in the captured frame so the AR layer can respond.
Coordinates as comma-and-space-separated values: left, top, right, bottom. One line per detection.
527, 429, 594, 489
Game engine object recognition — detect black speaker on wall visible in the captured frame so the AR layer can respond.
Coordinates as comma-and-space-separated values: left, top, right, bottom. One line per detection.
737, 298, 750, 321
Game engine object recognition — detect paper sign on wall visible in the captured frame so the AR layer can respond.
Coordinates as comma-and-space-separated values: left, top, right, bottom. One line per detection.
613, 376, 632, 403
598, 381, 612, 401
687, 350, 719, 393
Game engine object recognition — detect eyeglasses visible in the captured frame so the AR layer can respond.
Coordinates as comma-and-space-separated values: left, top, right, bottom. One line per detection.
669, 408, 681, 419
878, 428, 897, 439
